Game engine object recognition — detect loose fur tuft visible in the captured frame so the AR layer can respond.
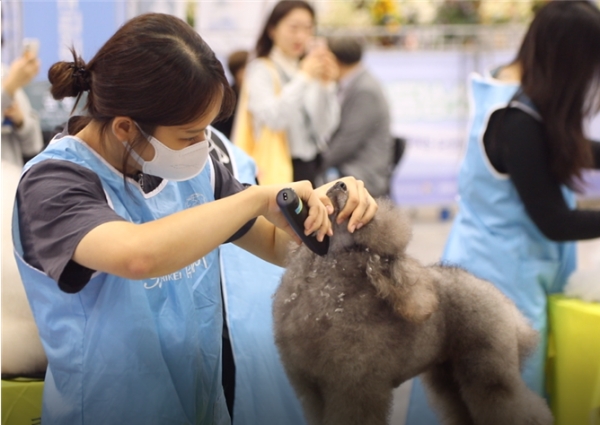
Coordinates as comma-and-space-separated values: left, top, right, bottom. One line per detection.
273, 182, 552, 425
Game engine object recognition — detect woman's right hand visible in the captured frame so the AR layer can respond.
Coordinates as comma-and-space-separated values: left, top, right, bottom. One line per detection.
300, 50, 326, 81
260, 181, 333, 243
301, 48, 339, 84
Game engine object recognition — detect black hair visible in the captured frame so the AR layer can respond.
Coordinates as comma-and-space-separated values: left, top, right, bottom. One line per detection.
255, 0, 316, 58
515, 1, 600, 189
48, 13, 235, 179
327, 36, 364, 65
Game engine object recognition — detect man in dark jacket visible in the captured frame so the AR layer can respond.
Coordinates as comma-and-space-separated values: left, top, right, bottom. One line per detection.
321, 36, 394, 197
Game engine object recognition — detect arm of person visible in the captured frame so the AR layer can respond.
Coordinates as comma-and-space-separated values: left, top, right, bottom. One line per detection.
233, 216, 295, 266
245, 60, 310, 130
303, 80, 340, 144
302, 50, 340, 143
18, 160, 130, 292
18, 160, 325, 282
2, 53, 40, 115
19, 161, 376, 287
233, 176, 377, 266
11, 89, 44, 157
498, 109, 600, 241
1, 89, 12, 116
321, 90, 380, 169
73, 179, 333, 279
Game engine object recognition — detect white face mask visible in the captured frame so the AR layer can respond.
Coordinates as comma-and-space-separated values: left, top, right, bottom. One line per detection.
125, 124, 211, 181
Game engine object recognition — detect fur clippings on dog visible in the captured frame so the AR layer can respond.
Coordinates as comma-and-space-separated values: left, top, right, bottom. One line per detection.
273, 181, 553, 425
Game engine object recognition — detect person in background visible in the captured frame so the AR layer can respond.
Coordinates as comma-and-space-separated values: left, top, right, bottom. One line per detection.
13, 13, 376, 425
406, 2, 600, 423
2, 41, 44, 166
213, 50, 248, 139
320, 36, 393, 198
240, 0, 340, 185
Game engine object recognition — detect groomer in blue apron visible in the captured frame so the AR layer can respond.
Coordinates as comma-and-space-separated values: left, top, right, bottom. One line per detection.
407, 3, 600, 422
12, 13, 376, 425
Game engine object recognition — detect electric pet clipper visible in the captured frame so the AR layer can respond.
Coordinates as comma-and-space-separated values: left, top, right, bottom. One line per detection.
276, 188, 330, 256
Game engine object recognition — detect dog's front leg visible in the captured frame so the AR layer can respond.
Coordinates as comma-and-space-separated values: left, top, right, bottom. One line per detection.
321, 382, 392, 425
284, 369, 325, 425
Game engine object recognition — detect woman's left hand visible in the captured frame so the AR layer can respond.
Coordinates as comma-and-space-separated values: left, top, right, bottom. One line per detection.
315, 177, 378, 233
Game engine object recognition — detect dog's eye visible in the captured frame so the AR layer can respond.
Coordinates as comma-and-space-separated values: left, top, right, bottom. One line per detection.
339, 182, 347, 191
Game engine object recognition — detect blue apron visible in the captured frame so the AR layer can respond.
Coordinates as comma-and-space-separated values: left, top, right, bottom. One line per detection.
406, 73, 576, 425
13, 136, 230, 425
213, 132, 306, 425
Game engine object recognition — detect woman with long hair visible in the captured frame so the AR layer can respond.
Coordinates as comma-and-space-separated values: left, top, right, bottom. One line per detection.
407, 2, 600, 423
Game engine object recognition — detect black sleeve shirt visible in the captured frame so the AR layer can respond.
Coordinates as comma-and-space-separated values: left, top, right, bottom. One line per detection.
483, 107, 600, 242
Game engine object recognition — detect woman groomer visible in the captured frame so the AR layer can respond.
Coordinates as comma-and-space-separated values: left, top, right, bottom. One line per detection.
407, 2, 600, 424
13, 13, 376, 425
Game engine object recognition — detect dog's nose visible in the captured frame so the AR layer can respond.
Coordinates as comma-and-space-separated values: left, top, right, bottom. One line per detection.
337, 181, 347, 191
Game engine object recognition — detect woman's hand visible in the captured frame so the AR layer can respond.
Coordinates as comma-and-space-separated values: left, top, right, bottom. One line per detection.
2, 52, 40, 97
300, 50, 326, 81
300, 48, 339, 84
315, 177, 378, 233
259, 180, 333, 244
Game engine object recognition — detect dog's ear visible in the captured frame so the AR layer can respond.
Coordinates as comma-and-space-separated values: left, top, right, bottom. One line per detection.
366, 255, 438, 323
353, 199, 412, 256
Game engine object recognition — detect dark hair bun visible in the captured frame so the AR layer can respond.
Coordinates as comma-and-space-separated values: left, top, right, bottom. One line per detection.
48, 51, 91, 100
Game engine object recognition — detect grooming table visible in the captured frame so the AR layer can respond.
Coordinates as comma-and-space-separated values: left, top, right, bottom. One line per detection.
592, 368, 600, 425
547, 294, 600, 425
1, 378, 43, 425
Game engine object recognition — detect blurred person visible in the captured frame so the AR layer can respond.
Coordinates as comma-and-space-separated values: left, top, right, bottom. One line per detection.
235, 0, 340, 185
407, 2, 600, 424
2, 159, 47, 378
2, 41, 44, 166
320, 36, 393, 198
13, 13, 377, 425
213, 50, 248, 139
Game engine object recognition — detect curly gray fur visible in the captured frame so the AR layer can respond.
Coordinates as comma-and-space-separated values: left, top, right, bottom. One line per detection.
273, 182, 553, 425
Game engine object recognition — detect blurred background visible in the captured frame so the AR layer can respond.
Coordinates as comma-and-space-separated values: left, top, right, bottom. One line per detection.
2, 2, 600, 424
3, 0, 600, 213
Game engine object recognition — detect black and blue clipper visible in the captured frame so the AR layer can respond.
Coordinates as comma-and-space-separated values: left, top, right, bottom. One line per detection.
276, 188, 329, 256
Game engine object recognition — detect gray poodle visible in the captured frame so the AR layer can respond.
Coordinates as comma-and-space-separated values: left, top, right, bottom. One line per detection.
273, 181, 553, 425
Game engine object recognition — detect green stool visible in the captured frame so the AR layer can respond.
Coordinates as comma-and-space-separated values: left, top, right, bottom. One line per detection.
1, 378, 43, 425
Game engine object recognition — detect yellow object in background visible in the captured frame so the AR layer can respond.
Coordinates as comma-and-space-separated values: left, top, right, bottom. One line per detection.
547, 295, 600, 425
1, 378, 43, 425
232, 59, 292, 185
370, 0, 401, 26
592, 367, 600, 425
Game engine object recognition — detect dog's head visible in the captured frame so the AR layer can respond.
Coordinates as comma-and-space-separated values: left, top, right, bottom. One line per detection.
326, 182, 412, 257
325, 182, 438, 323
